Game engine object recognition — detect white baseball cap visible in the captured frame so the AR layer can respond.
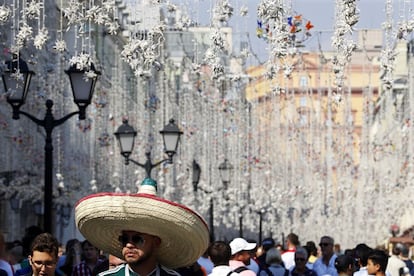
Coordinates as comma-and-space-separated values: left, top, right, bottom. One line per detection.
230, 238, 257, 255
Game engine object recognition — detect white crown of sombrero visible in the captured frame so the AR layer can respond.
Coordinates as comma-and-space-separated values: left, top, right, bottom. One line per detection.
75, 178, 210, 269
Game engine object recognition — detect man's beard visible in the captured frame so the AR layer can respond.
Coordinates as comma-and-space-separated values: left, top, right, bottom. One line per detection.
129, 251, 152, 267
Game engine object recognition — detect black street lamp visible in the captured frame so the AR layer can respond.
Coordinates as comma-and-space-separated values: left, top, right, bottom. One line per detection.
258, 209, 265, 243
2, 56, 100, 233
192, 159, 201, 192
218, 158, 233, 238
239, 212, 243, 238
114, 119, 183, 179
218, 158, 233, 188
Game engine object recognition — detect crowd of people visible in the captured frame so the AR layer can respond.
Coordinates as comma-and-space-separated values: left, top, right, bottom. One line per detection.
0, 179, 413, 276
1, 226, 414, 276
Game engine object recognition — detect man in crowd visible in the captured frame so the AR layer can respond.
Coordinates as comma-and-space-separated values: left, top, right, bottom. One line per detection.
353, 243, 373, 276
28, 233, 60, 276
282, 233, 300, 270
208, 241, 240, 276
313, 236, 338, 276
229, 238, 257, 275
72, 240, 104, 276
386, 246, 406, 276
75, 178, 210, 276
367, 250, 389, 276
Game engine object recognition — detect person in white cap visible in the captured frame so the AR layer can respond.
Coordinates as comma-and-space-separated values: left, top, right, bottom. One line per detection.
75, 178, 210, 276
229, 238, 257, 275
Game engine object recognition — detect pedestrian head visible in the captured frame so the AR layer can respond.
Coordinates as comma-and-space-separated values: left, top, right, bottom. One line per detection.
319, 236, 334, 257
367, 249, 388, 275
208, 241, 232, 266
294, 247, 309, 270
335, 254, 355, 276
229, 238, 256, 265
28, 233, 59, 276
266, 248, 282, 266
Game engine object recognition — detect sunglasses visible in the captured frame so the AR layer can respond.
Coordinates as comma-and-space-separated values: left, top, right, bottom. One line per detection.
319, 243, 332, 247
295, 258, 307, 262
118, 234, 145, 247
30, 259, 56, 269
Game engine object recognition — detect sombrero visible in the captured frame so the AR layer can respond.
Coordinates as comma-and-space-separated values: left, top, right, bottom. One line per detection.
75, 178, 210, 269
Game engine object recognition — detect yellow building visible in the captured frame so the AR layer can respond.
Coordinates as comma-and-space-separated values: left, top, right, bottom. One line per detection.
244, 30, 382, 167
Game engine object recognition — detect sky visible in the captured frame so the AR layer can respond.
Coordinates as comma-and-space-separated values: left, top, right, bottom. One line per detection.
169, 0, 412, 65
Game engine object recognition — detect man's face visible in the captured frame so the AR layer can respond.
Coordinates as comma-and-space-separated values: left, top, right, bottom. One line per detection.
119, 231, 160, 266
366, 259, 379, 275
30, 251, 57, 276
235, 250, 251, 265
82, 243, 99, 262
294, 253, 308, 269
319, 238, 334, 257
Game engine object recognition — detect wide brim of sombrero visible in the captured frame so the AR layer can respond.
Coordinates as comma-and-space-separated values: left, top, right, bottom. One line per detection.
75, 192, 210, 269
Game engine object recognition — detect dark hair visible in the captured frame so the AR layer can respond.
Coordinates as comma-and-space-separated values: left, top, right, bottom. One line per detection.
208, 241, 231, 266
30, 233, 59, 261
63, 239, 80, 268
81, 240, 97, 250
262, 238, 275, 251
287, 233, 300, 246
305, 241, 318, 257
368, 249, 389, 273
400, 246, 409, 257
335, 255, 354, 273
392, 246, 401, 256
354, 243, 373, 267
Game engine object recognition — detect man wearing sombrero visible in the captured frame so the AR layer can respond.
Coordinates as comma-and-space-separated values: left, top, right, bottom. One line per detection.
75, 178, 210, 276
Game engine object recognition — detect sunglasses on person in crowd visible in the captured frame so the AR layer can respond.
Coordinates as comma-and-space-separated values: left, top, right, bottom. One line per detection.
118, 234, 146, 247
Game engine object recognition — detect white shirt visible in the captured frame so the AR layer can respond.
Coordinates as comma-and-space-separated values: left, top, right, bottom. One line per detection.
386, 255, 406, 276
355, 266, 392, 276
354, 266, 368, 276
282, 251, 296, 270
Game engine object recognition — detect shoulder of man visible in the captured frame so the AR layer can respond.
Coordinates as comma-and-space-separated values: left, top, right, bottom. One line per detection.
14, 265, 31, 276
225, 271, 241, 276
233, 266, 249, 273
258, 266, 275, 276
97, 264, 126, 276
159, 265, 181, 276
232, 266, 256, 275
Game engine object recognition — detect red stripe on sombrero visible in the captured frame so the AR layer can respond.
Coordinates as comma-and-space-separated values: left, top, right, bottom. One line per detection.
75, 192, 208, 228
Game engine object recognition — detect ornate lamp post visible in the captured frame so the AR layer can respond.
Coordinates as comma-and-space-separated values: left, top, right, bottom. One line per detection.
192, 159, 201, 192
114, 119, 183, 179
258, 209, 265, 243
218, 158, 233, 239
218, 158, 233, 188
2, 56, 100, 233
